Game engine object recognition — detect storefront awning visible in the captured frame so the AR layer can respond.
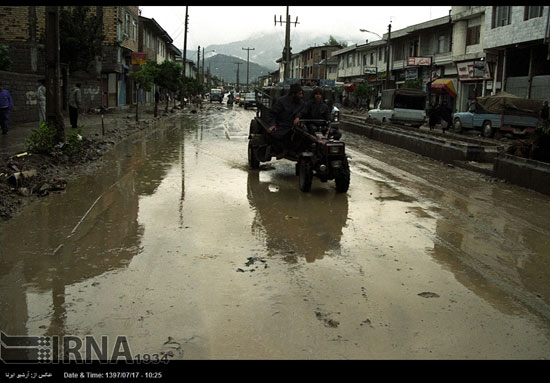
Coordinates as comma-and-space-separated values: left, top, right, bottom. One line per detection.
431, 78, 456, 98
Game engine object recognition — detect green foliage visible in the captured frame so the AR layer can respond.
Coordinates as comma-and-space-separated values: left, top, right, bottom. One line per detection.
541, 120, 550, 135
0, 44, 12, 71
156, 61, 183, 92
64, 126, 84, 158
59, 6, 104, 72
353, 82, 374, 100
324, 35, 346, 48
183, 77, 204, 96
403, 79, 423, 90
26, 121, 57, 154
130, 61, 160, 92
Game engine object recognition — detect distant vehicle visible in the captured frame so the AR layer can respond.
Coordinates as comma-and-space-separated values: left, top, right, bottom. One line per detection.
238, 92, 246, 107
243, 92, 257, 109
368, 89, 427, 128
210, 88, 223, 103
452, 92, 542, 137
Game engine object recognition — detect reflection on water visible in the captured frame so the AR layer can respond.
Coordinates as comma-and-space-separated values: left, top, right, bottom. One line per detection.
246, 169, 349, 263
0, 119, 186, 339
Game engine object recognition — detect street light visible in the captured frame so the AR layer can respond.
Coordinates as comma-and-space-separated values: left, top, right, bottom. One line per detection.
360, 25, 391, 90
359, 29, 383, 40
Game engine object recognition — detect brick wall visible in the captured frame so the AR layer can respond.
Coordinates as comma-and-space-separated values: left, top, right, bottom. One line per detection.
0, 70, 102, 125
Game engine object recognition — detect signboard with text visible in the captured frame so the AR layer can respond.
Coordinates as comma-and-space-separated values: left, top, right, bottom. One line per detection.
364, 67, 377, 75
456, 60, 492, 81
131, 53, 146, 65
407, 57, 432, 66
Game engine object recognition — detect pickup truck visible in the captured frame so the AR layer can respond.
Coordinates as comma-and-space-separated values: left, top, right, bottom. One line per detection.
368, 88, 427, 128
452, 92, 542, 137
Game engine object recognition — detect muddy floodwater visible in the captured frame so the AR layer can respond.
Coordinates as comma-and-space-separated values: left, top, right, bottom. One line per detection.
1, 104, 550, 359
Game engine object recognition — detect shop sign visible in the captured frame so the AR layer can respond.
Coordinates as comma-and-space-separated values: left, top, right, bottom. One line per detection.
456, 60, 492, 81
407, 57, 432, 66
364, 67, 377, 74
405, 68, 418, 80
131, 53, 146, 65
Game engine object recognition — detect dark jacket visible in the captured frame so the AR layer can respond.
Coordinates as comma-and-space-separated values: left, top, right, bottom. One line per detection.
298, 99, 331, 122
439, 104, 452, 124
268, 94, 304, 138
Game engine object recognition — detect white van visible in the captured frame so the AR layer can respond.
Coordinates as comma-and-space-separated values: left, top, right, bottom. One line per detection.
368, 89, 427, 128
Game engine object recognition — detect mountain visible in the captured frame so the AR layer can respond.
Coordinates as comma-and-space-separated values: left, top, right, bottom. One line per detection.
185, 31, 353, 84
202, 53, 272, 86
203, 31, 351, 70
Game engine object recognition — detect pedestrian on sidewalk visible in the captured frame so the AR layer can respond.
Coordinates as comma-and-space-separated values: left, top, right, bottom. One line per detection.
439, 101, 452, 133
428, 101, 440, 130
68, 83, 82, 129
37, 79, 46, 123
0, 82, 14, 135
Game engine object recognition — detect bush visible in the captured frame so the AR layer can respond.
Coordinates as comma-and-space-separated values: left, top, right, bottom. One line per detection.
25, 121, 57, 154
64, 126, 84, 158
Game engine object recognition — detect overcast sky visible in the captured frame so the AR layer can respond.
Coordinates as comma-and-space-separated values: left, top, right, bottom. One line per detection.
140, 6, 452, 52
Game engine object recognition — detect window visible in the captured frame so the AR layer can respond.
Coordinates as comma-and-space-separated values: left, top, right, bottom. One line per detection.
132, 19, 137, 41
370, 52, 375, 65
524, 6, 543, 20
125, 12, 130, 35
493, 6, 511, 28
437, 35, 448, 53
409, 40, 419, 57
466, 25, 480, 46
363, 54, 368, 66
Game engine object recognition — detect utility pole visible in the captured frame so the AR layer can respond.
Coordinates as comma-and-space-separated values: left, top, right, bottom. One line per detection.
197, 45, 201, 85
202, 47, 205, 89
385, 21, 391, 90
234, 62, 242, 92
45, 6, 64, 142
242, 47, 255, 91
181, 6, 188, 107
275, 6, 299, 80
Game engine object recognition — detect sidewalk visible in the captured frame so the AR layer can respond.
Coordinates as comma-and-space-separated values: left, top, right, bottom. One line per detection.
0, 106, 159, 158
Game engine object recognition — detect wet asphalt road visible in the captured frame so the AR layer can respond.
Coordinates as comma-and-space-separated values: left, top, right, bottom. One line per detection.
1, 101, 549, 359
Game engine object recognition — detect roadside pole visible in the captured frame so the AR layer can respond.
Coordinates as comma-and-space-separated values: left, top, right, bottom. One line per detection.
45, 6, 65, 142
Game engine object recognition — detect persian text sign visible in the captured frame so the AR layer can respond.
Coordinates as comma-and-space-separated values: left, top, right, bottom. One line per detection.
407, 57, 432, 66
131, 53, 146, 65
456, 60, 492, 81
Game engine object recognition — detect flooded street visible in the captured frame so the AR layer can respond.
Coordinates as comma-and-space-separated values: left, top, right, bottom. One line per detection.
1, 103, 550, 359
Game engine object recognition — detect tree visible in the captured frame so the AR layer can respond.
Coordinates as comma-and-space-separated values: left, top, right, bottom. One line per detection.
324, 35, 347, 48
130, 60, 160, 119
353, 82, 374, 108
59, 6, 104, 73
156, 61, 184, 112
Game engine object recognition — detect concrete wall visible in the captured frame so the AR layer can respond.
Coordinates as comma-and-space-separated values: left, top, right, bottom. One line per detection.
0, 70, 43, 124
484, 6, 549, 49
0, 70, 102, 125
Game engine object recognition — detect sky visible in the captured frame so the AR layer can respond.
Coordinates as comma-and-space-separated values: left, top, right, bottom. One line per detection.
140, 6, 452, 52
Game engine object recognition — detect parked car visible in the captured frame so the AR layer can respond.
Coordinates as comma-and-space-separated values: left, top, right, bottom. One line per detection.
452, 92, 542, 137
210, 88, 223, 103
368, 89, 427, 128
243, 92, 257, 109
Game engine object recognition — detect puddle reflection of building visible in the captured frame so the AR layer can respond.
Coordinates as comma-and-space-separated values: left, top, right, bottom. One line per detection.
246, 170, 349, 263
0, 122, 186, 342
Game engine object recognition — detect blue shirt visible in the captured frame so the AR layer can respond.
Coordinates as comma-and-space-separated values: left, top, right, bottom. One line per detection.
0, 89, 13, 109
